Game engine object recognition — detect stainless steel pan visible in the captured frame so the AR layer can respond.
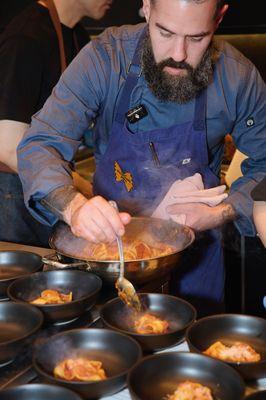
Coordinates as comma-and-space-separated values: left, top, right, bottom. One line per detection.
44, 217, 195, 285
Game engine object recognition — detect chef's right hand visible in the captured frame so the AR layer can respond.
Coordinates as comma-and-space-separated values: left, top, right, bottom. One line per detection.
64, 193, 131, 243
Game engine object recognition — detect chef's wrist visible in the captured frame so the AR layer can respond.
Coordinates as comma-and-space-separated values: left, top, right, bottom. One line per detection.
41, 185, 86, 224
216, 202, 237, 226
63, 192, 88, 225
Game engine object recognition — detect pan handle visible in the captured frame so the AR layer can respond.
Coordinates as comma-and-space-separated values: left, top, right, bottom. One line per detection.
42, 253, 86, 269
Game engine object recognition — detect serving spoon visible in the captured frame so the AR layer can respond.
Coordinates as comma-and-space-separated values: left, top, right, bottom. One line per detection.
109, 201, 142, 312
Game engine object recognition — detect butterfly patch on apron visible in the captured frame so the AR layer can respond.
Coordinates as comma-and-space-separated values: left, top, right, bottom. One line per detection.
114, 161, 134, 192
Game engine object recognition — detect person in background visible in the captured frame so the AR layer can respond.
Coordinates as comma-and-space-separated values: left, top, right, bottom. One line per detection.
17, 0, 266, 315
252, 177, 266, 247
0, 0, 113, 247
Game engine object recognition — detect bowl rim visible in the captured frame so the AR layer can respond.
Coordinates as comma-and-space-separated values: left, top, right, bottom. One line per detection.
100, 293, 197, 338
7, 270, 102, 308
0, 250, 42, 282
0, 302, 43, 345
186, 313, 266, 366
32, 328, 143, 385
0, 383, 83, 398
127, 350, 246, 398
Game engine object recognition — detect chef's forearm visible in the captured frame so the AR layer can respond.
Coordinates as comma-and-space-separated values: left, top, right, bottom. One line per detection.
41, 185, 87, 224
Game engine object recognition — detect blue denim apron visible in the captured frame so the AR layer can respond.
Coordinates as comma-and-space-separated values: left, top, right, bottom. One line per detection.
93, 31, 224, 316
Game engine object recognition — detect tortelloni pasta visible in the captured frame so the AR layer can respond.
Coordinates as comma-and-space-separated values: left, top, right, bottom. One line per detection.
167, 381, 213, 400
54, 358, 107, 381
134, 313, 169, 334
30, 289, 72, 305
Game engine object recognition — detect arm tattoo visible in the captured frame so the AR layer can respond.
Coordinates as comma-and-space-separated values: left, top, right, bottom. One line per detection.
41, 185, 79, 221
221, 203, 237, 224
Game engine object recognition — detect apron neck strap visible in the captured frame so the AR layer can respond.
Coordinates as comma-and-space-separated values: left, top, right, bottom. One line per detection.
115, 26, 147, 125
193, 88, 207, 131
42, 0, 67, 73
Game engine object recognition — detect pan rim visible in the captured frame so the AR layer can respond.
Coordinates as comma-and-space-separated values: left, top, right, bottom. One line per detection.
49, 217, 195, 263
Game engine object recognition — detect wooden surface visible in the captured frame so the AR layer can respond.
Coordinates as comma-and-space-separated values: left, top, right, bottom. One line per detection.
0, 241, 54, 257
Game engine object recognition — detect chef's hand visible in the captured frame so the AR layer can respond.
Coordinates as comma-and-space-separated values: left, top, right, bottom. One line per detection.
64, 193, 131, 243
166, 202, 236, 231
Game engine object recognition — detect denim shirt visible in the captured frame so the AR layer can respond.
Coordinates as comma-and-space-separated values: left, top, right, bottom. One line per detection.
17, 23, 266, 236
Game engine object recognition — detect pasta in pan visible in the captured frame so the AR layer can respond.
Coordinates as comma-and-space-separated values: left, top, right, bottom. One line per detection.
88, 240, 174, 261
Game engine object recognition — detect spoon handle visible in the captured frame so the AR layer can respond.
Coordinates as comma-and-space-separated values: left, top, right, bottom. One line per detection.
109, 200, 125, 280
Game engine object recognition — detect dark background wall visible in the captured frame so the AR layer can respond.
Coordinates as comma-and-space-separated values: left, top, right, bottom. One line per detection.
84, 0, 266, 34
1, 0, 265, 34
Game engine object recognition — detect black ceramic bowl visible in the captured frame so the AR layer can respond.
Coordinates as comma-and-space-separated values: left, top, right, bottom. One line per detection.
0, 251, 42, 299
186, 314, 266, 381
245, 391, 266, 399
8, 270, 102, 323
100, 293, 196, 352
0, 302, 43, 365
0, 384, 82, 400
128, 351, 245, 400
33, 328, 142, 399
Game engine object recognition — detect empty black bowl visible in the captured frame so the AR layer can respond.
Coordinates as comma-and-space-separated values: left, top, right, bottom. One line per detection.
33, 328, 142, 399
0, 251, 42, 299
100, 293, 196, 352
128, 351, 245, 400
0, 302, 43, 365
8, 270, 102, 323
0, 384, 82, 400
245, 391, 266, 399
186, 314, 266, 381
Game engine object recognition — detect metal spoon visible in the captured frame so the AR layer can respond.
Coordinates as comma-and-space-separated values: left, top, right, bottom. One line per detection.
109, 201, 142, 311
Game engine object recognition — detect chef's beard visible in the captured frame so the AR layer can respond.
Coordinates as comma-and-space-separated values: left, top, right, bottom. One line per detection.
142, 35, 216, 104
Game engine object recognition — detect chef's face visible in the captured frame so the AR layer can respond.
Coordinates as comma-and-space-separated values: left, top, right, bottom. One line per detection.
81, 0, 113, 20
142, 0, 227, 74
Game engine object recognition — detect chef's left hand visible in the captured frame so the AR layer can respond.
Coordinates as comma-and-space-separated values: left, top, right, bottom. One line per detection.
166, 202, 236, 231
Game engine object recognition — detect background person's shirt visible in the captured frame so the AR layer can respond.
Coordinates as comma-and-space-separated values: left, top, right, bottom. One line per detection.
17, 24, 266, 236
0, 2, 88, 123
251, 177, 266, 201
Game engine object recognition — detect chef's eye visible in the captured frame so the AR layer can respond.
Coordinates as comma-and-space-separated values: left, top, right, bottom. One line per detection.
160, 30, 172, 38
190, 36, 204, 42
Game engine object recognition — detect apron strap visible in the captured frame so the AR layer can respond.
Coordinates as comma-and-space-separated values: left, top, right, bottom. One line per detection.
193, 88, 207, 131
43, 0, 67, 73
115, 27, 147, 125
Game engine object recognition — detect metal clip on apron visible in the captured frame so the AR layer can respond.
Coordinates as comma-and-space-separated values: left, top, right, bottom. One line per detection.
93, 29, 224, 316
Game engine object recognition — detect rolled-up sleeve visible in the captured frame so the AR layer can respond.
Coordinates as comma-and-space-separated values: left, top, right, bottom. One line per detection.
226, 66, 266, 236
17, 39, 110, 225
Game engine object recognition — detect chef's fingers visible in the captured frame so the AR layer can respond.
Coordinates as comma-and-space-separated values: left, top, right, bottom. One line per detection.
70, 196, 129, 243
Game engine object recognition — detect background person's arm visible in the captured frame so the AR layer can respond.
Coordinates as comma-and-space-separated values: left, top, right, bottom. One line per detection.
253, 201, 266, 247
0, 120, 28, 171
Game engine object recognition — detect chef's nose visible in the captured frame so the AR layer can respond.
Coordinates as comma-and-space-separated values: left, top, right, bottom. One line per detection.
170, 37, 187, 63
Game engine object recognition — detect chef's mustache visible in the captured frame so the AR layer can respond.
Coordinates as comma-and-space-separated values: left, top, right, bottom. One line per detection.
158, 58, 193, 72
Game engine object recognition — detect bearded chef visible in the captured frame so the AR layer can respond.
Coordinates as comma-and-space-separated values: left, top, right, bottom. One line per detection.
17, 0, 266, 315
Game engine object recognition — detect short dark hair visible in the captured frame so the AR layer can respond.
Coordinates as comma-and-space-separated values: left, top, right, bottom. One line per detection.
150, 0, 225, 19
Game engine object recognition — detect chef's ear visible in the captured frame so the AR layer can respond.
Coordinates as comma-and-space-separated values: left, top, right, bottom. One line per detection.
215, 4, 229, 29
142, 0, 151, 23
